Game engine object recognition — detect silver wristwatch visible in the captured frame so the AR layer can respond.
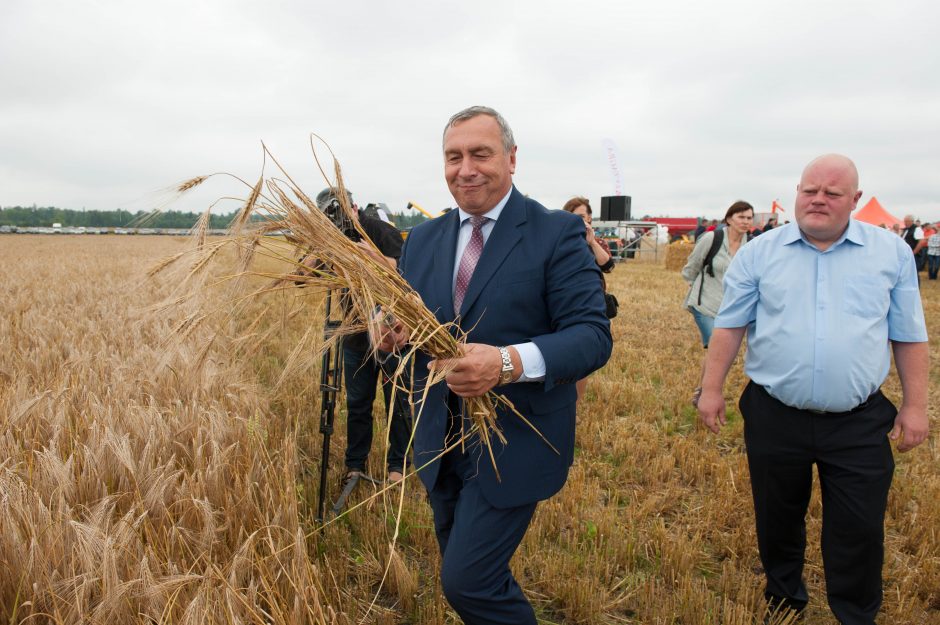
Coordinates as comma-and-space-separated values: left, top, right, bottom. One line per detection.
498, 346, 514, 385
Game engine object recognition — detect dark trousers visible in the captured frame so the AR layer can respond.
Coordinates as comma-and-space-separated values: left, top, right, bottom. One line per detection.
342, 344, 411, 474
740, 382, 896, 625
428, 430, 538, 625
927, 254, 939, 279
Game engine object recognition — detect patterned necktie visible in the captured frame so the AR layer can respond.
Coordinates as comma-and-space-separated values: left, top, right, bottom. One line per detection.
454, 216, 487, 312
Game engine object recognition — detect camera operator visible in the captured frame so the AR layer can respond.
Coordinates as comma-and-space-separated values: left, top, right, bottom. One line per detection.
306, 188, 411, 487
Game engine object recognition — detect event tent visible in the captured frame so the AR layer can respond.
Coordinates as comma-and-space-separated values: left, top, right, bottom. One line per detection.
853, 197, 901, 228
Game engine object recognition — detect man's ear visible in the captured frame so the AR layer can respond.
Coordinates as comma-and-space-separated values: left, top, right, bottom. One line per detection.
509, 145, 517, 175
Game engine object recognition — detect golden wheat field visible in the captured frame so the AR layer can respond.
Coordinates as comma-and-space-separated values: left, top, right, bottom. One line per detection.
1, 234, 938, 625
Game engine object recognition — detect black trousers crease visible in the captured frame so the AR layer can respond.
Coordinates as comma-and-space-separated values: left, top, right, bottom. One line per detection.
739, 382, 896, 625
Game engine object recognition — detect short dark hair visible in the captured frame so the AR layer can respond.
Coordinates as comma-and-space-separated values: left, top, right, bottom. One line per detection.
562, 196, 591, 215
723, 200, 754, 224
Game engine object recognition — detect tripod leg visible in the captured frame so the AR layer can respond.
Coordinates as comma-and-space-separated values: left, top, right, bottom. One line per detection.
315, 288, 344, 525
330, 472, 361, 518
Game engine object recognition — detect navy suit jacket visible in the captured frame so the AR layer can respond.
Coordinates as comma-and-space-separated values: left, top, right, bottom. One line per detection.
398, 187, 612, 508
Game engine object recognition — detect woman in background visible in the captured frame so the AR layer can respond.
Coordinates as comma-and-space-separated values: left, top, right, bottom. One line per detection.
681, 200, 754, 405
563, 196, 615, 402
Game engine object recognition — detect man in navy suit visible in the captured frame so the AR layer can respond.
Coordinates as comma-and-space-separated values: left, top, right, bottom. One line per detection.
376, 106, 612, 623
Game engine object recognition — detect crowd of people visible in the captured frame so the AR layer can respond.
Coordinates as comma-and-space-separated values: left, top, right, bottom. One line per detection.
303, 106, 929, 625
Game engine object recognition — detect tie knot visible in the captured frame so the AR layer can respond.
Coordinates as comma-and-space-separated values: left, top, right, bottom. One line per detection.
469, 216, 487, 230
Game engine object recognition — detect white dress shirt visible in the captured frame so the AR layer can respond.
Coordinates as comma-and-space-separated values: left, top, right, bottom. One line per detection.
453, 187, 546, 382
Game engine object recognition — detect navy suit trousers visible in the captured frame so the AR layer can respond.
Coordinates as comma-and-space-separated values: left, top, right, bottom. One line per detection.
428, 432, 538, 625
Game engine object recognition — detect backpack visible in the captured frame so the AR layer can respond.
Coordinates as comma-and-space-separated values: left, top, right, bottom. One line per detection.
697, 229, 724, 306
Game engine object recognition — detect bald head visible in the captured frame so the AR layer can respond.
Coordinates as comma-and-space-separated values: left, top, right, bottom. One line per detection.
794, 153, 863, 250
800, 154, 859, 193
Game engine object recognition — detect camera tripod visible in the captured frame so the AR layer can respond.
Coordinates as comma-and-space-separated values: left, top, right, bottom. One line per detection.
314, 287, 395, 523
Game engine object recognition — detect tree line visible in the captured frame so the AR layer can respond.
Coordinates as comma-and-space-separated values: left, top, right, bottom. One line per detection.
0, 205, 428, 230
0, 206, 236, 229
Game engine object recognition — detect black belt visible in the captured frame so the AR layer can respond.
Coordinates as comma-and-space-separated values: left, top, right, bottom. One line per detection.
803, 390, 883, 416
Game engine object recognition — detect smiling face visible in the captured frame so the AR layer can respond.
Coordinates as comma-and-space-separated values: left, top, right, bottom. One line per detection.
443, 114, 516, 215
795, 155, 862, 248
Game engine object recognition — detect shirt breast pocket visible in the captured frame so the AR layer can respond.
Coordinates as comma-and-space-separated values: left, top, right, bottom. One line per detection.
843, 276, 890, 319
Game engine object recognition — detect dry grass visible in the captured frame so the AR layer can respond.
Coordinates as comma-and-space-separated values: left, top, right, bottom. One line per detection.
1, 234, 938, 624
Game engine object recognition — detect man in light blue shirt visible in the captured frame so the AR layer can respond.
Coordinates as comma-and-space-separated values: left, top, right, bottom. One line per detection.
697, 154, 929, 625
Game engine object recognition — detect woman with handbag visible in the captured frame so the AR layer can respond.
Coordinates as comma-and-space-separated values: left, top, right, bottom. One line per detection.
681, 200, 754, 405
563, 196, 616, 402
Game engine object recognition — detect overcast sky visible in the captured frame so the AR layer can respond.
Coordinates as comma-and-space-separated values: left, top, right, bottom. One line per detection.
2, 0, 939, 222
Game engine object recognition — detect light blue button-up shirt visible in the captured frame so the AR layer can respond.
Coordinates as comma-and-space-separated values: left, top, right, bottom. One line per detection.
715, 219, 927, 412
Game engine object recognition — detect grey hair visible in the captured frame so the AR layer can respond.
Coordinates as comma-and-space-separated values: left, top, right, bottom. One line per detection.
443, 106, 515, 152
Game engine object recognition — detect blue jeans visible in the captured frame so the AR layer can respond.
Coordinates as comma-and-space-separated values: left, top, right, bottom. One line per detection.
690, 308, 715, 348
342, 341, 412, 474
928, 254, 940, 279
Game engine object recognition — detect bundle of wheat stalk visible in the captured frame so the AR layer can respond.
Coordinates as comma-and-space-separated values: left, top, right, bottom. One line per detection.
154, 141, 549, 492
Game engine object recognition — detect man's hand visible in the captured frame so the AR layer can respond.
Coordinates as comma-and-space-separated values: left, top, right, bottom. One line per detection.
371, 309, 409, 352
696, 327, 746, 434
889, 405, 929, 452
697, 388, 727, 434
431, 343, 507, 398
891, 340, 929, 453
356, 240, 397, 270
281, 254, 320, 287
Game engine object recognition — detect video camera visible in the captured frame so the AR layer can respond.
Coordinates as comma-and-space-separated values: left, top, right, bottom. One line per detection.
321, 198, 362, 243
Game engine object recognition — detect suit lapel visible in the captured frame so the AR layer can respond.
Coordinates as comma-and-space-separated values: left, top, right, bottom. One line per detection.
432, 210, 461, 321
459, 188, 525, 317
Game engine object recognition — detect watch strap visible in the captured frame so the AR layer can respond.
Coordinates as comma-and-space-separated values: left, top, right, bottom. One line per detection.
498, 346, 514, 385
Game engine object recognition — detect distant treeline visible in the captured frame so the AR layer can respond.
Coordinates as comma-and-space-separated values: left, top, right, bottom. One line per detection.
0, 205, 428, 229
389, 211, 428, 229
0, 206, 237, 229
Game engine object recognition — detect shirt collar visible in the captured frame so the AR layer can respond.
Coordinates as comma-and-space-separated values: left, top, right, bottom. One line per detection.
784, 217, 865, 250
457, 186, 513, 224
842, 218, 866, 246
779, 222, 803, 246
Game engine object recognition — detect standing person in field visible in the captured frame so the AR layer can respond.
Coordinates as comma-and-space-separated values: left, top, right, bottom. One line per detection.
680, 200, 754, 405
900, 214, 926, 271
306, 188, 412, 487
758, 213, 778, 235
375, 106, 612, 624
697, 154, 929, 624
563, 196, 616, 402
927, 221, 940, 280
